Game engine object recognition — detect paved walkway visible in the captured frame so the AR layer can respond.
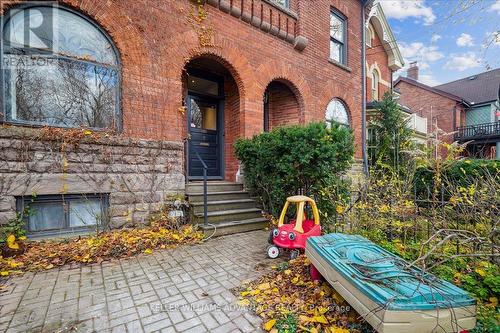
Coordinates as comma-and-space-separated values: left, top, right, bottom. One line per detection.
0, 230, 272, 333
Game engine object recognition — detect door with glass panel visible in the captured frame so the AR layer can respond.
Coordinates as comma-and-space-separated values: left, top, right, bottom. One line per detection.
187, 96, 222, 178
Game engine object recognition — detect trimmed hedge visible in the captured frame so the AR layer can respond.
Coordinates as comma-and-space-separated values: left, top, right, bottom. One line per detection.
234, 122, 354, 219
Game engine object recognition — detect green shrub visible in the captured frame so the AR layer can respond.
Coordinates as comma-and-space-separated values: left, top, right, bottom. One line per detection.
234, 122, 354, 225
415, 159, 500, 199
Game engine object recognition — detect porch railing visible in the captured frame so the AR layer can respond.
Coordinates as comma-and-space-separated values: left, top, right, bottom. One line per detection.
185, 140, 208, 226
455, 121, 500, 141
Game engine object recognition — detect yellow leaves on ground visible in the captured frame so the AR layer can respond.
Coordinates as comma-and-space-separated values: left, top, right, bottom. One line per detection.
258, 282, 271, 291
299, 314, 328, 324
237, 255, 369, 332
6, 234, 19, 250
0, 224, 203, 276
263, 319, 276, 331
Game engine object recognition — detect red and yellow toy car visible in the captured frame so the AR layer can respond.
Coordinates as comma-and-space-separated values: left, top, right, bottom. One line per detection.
267, 195, 321, 259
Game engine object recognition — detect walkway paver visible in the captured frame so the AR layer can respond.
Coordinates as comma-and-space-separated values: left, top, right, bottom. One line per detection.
0, 230, 271, 333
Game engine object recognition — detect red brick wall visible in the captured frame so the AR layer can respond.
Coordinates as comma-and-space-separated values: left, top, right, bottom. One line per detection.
395, 80, 465, 146
366, 23, 391, 102
224, 77, 241, 181
267, 81, 300, 129
1, 0, 364, 181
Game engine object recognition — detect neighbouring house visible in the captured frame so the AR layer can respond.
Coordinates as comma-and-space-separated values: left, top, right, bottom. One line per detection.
363, 3, 427, 166
0, 0, 376, 237
395, 64, 500, 159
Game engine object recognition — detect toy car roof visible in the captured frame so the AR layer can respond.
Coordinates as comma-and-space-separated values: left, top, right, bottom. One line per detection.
287, 195, 315, 203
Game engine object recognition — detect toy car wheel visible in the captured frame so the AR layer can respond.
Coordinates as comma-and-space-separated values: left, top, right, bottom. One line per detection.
267, 245, 280, 259
290, 249, 300, 260
268, 229, 276, 244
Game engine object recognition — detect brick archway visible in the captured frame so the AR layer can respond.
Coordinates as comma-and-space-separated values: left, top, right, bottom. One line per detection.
182, 52, 249, 181
263, 79, 302, 131
251, 61, 312, 132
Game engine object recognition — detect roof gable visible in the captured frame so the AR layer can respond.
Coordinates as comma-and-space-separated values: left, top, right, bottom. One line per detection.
367, 3, 404, 71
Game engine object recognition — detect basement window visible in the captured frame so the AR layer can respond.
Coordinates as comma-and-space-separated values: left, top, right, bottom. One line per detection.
17, 194, 109, 237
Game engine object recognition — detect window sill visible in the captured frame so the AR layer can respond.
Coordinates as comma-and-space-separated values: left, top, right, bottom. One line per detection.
27, 227, 98, 241
262, 0, 297, 19
0, 120, 120, 134
329, 59, 352, 72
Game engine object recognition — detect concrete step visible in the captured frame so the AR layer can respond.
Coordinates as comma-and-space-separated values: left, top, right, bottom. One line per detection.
187, 182, 244, 194
198, 217, 268, 237
193, 208, 263, 223
192, 199, 257, 214
188, 191, 251, 202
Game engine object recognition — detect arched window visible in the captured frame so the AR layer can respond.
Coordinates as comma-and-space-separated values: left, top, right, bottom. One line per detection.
372, 69, 380, 101
2, 5, 120, 129
366, 24, 373, 47
325, 99, 349, 128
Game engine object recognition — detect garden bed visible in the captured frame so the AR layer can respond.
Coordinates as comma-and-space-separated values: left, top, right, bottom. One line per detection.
235, 255, 374, 333
0, 221, 203, 278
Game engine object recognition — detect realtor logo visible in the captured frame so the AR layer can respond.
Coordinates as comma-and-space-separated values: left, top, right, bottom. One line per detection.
3, 2, 58, 53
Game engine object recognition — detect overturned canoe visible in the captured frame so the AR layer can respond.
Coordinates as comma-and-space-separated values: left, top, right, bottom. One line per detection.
306, 233, 476, 333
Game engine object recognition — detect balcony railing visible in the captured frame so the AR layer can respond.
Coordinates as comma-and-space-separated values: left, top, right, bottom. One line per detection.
455, 121, 500, 141
407, 113, 428, 135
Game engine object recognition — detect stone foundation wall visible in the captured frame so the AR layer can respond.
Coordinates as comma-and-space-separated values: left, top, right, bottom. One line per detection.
0, 127, 185, 229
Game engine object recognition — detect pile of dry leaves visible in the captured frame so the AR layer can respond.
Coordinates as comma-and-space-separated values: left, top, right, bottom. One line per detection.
0, 223, 203, 277
236, 256, 373, 333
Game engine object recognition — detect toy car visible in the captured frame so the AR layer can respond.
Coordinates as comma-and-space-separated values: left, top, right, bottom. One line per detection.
267, 195, 321, 259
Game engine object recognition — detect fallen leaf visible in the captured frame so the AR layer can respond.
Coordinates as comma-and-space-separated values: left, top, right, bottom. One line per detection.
263, 319, 276, 331
144, 249, 153, 255
257, 282, 271, 291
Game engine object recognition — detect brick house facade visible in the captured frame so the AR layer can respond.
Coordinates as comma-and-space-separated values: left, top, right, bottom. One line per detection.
365, 2, 403, 103
395, 77, 465, 144
0, 0, 370, 234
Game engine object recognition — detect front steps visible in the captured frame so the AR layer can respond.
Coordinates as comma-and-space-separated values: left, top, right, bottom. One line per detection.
186, 181, 268, 237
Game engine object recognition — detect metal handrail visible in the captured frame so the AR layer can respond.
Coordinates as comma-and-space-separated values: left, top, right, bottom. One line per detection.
455, 121, 500, 140
193, 150, 208, 226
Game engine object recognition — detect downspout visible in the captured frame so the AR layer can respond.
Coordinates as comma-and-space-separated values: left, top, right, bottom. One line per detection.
361, 0, 369, 175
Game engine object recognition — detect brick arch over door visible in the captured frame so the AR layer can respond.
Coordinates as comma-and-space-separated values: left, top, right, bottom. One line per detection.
164, 30, 256, 140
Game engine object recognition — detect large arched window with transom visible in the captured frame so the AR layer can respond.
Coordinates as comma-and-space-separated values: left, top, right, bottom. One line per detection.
325, 98, 350, 128
2, 5, 120, 129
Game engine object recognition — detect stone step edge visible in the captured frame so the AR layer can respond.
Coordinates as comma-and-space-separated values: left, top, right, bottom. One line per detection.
190, 199, 255, 206
197, 217, 268, 229
193, 207, 262, 218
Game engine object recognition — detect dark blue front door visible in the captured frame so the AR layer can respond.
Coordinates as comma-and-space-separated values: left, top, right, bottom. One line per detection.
188, 96, 222, 179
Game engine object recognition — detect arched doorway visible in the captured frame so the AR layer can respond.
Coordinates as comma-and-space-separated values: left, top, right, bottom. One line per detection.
263, 80, 300, 131
183, 56, 241, 180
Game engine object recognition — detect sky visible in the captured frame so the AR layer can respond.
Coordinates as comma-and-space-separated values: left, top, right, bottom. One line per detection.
377, 0, 500, 86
